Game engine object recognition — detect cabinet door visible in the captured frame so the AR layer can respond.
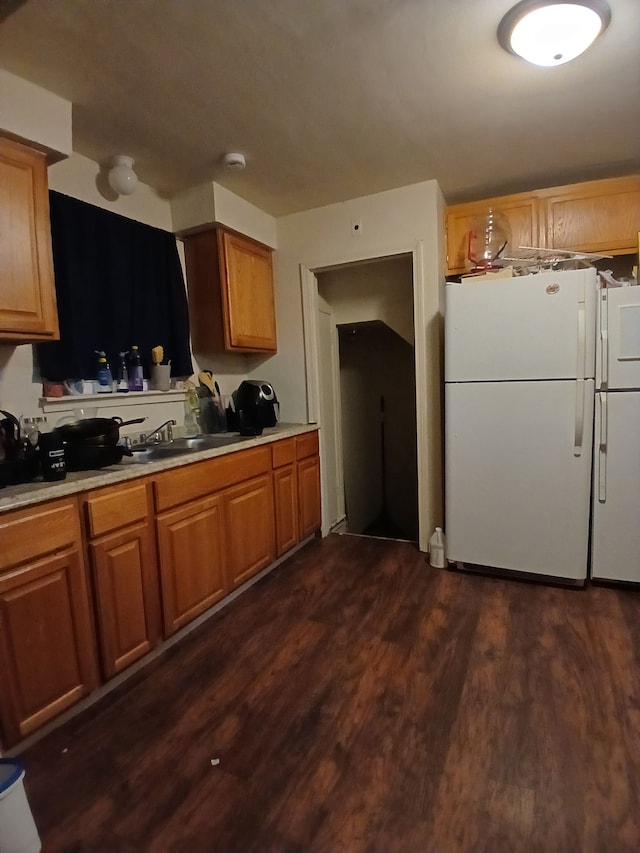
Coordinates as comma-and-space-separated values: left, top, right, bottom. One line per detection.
298, 455, 321, 540
445, 194, 539, 275
0, 136, 59, 341
156, 495, 227, 636
273, 465, 298, 557
0, 550, 98, 746
224, 474, 275, 588
89, 522, 161, 678
539, 176, 640, 256
219, 229, 277, 352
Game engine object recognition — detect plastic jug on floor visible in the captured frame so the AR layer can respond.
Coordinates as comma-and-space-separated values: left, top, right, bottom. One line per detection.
429, 527, 446, 568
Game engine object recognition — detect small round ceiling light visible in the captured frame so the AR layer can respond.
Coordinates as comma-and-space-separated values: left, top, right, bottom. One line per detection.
222, 152, 246, 171
498, 0, 611, 67
107, 155, 138, 195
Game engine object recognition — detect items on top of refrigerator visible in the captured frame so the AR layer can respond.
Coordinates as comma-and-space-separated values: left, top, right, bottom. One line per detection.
599, 269, 638, 288
465, 208, 512, 273
489, 245, 612, 277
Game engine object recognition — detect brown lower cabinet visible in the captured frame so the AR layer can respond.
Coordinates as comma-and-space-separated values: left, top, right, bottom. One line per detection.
0, 499, 99, 746
272, 434, 322, 550
224, 474, 275, 588
83, 481, 161, 679
296, 433, 322, 540
156, 494, 227, 635
0, 431, 321, 747
273, 464, 299, 556
297, 454, 321, 539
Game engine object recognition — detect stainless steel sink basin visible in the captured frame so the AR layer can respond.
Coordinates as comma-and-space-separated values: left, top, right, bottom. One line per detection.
126, 433, 246, 463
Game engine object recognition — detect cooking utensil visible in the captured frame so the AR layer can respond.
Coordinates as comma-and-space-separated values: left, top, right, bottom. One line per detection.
0, 410, 21, 460
64, 442, 133, 471
56, 416, 146, 446
198, 371, 215, 397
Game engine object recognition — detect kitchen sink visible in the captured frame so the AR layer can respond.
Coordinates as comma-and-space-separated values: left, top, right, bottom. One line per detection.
126, 433, 247, 463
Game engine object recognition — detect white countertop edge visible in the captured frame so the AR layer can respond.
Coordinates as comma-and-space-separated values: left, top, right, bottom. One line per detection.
0, 424, 318, 514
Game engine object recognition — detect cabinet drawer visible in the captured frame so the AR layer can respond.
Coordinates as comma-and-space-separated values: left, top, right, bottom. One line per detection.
154, 446, 271, 512
0, 498, 79, 573
295, 431, 319, 461
84, 481, 149, 538
271, 438, 295, 469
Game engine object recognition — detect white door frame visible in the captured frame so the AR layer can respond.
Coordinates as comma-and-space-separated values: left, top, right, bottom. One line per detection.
300, 240, 431, 550
318, 294, 346, 533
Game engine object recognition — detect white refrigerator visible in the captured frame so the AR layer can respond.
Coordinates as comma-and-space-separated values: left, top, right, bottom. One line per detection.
591, 285, 640, 583
445, 267, 597, 582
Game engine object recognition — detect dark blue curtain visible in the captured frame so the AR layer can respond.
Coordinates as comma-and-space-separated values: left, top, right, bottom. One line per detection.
37, 191, 193, 381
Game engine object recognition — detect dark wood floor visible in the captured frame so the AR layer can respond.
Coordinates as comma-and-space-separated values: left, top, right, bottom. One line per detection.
20, 534, 640, 853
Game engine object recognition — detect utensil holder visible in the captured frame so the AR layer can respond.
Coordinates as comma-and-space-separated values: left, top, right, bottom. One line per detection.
151, 364, 171, 391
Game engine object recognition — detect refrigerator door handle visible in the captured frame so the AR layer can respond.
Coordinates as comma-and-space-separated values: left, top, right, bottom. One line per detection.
600, 291, 609, 388
573, 378, 585, 457
576, 281, 586, 381
598, 392, 607, 502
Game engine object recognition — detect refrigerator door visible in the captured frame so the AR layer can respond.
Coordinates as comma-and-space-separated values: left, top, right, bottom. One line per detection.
445, 268, 596, 382
596, 286, 640, 391
591, 390, 640, 582
445, 379, 594, 580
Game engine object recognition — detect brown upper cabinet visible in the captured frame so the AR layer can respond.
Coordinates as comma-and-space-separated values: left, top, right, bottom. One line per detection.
445, 175, 640, 275
183, 226, 277, 353
0, 136, 59, 341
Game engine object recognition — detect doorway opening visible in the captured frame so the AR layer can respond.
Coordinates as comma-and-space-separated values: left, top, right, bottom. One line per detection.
316, 255, 418, 543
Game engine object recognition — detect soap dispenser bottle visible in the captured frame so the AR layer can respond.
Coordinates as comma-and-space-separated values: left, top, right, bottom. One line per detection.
95, 351, 113, 393
128, 345, 144, 392
117, 352, 129, 393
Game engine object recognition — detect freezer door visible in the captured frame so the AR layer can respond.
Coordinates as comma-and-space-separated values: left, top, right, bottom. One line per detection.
445, 379, 594, 580
445, 268, 596, 382
596, 287, 640, 391
591, 390, 640, 582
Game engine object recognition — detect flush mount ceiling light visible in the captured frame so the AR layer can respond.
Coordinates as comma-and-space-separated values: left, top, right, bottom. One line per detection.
107, 155, 138, 195
498, 0, 611, 67
222, 152, 246, 171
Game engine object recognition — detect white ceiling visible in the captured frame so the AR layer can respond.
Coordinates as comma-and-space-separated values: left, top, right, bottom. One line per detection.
0, 0, 638, 216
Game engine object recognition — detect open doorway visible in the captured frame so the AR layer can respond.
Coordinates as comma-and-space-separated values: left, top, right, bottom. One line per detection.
338, 321, 418, 540
316, 255, 418, 543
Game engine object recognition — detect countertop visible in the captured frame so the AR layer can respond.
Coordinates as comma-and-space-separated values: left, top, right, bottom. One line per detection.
0, 423, 318, 515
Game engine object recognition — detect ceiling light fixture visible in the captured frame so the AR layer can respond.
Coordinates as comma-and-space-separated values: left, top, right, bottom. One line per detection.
107, 155, 138, 195
222, 152, 246, 171
498, 0, 611, 67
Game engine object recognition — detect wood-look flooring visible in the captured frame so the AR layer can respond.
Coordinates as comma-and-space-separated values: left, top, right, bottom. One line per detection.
21, 534, 640, 853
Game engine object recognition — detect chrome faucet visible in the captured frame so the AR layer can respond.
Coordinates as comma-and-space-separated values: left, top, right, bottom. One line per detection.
140, 419, 176, 444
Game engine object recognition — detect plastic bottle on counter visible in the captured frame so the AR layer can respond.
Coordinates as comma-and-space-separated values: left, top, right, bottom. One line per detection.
117, 352, 129, 393
429, 527, 446, 569
95, 352, 113, 393
128, 345, 144, 392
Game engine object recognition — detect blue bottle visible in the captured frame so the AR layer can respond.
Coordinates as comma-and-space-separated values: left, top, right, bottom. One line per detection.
96, 351, 113, 393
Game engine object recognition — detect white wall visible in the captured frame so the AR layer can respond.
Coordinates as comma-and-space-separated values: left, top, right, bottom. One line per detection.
272, 180, 445, 549
318, 255, 414, 344
0, 68, 72, 160
170, 181, 277, 249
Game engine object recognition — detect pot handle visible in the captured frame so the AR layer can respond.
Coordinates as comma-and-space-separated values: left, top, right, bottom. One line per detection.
113, 417, 147, 427
0, 410, 20, 439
